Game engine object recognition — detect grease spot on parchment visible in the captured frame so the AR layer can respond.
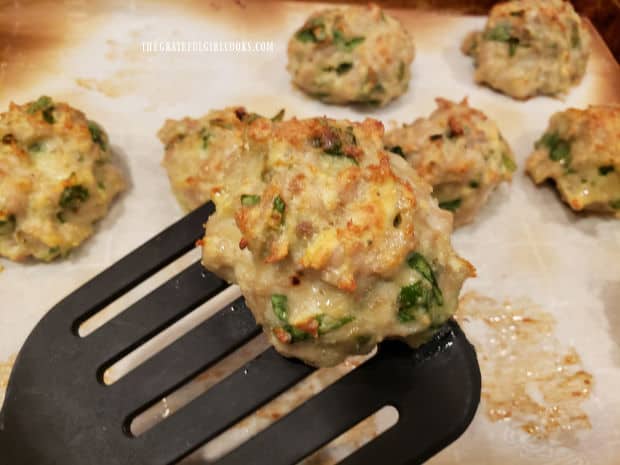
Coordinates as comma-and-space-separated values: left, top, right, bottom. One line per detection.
75, 36, 148, 99
457, 292, 593, 440
76, 70, 141, 98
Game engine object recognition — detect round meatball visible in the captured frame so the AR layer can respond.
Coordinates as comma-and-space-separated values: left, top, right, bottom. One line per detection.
287, 4, 415, 107
201, 116, 474, 367
158, 107, 284, 212
526, 106, 620, 217
462, 0, 590, 99
0, 96, 125, 262
384, 98, 516, 227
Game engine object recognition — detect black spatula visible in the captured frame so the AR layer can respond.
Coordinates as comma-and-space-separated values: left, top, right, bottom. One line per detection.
0, 202, 481, 465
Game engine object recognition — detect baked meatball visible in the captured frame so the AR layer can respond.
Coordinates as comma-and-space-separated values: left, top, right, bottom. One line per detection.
0, 96, 125, 262
158, 107, 284, 211
462, 0, 590, 100
384, 98, 516, 227
201, 116, 474, 367
526, 106, 620, 217
287, 4, 415, 107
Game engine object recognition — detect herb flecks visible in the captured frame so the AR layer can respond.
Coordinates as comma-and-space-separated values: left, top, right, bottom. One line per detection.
27, 96, 53, 114
296, 19, 326, 43
271, 109, 286, 122
324, 62, 353, 75
439, 198, 462, 212
241, 194, 261, 206
88, 121, 107, 151
333, 29, 365, 51
398, 252, 444, 323
311, 124, 359, 164
317, 315, 354, 335
398, 282, 432, 322
484, 23, 520, 56
59, 185, 90, 211
502, 153, 517, 172
199, 128, 211, 150
273, 195, 286, 215
537, 132, 571, 164
271, 294, 288, 322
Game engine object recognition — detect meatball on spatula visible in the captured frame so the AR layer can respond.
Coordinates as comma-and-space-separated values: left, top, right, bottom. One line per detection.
0, 202, 480, 465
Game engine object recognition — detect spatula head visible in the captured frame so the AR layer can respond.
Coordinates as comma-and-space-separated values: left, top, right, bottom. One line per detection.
0, 203, 481, 465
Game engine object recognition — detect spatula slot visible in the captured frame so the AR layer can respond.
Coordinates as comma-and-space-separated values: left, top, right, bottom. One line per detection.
293, 405, 399, 465
88, 261, 228, 378
129, 333, 269, 436
101, 285, 243, 386
68, 202, 214, 336
78, 247, 201, 338
179, 351, 375, 463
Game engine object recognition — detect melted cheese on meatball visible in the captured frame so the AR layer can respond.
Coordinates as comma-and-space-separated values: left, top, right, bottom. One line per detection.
384, 98, 516, 227
526, 105, 620, 217
462, 0, 590, 99
0, 96, 125, 261
287, 4, 415, 107
201, 116, 474, 367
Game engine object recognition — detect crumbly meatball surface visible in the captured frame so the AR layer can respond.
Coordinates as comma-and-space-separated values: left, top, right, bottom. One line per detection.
0, 96, 125, 262
158, 107, 283, 212
287, 4, 415, 107
462, 0, 590, 100
526, 106, 620, 217
201, 116, 474, 367
384, 98, 516, 227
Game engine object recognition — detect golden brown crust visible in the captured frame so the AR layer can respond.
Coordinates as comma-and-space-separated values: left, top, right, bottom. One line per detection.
384, 98, 515, 227
526, 105, 620, 217
462, 0, 591, 99
0, 96, 125, 261
201, 115, 473, 366
287, 3, 415, 106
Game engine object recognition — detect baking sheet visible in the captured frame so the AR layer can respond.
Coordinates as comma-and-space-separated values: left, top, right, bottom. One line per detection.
1, 1, 619, 463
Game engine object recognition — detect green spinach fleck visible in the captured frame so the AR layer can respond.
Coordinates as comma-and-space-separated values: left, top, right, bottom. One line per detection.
502, 153, 517, 172
296, 19, 326, 43
200, 128, 211, 150
439, 198, 462, 212
484, 23, 520, 56
317, 315, 354, 335
28, 141, 43, 153
599, 165, 615, 176
324, 62, 353, 75
271, 294, 288, 322
271, 109, 286, 122
59, 185, 90, 210
273, 195, 286, 215
88, 121, 106, 151
398, 282, 432, 322
537, 132, 571, 163
27, 96, 53, 114
333, 29, 365, 51
241, 194, 261, 206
